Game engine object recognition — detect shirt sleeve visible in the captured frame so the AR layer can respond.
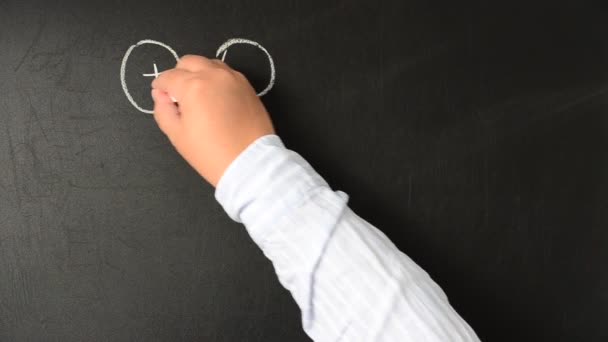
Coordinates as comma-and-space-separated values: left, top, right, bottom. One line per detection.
215, 135, 480, 342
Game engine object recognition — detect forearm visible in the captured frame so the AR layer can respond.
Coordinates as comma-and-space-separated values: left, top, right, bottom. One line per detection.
216, 135, 479, 341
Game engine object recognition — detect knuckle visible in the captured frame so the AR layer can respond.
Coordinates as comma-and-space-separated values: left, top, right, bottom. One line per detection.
179, 54, 198, 62
179, 55, 208, 68
215, 68, 236, 82
215, 60, 232, 71
234, 71, 246, 80
211, 58, 224, 66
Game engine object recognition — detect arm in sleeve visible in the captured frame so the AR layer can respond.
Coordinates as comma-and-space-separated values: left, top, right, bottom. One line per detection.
215, 135, 480, 342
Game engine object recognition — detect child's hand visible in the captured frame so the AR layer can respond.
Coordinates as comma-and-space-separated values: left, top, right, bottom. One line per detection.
151, 55, 275, 187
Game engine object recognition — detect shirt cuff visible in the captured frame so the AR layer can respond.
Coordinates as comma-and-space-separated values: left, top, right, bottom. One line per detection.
215, 134, 329, 244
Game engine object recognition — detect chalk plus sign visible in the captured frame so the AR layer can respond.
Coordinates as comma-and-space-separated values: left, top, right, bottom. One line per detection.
142, 62, 177, 102
142, 63, 162, 78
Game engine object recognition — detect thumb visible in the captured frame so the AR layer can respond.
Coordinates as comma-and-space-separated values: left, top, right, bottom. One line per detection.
151, 89, 181, 137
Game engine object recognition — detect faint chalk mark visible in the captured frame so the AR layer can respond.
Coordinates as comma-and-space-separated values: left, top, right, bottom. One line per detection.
67, 241, 94, 245
68, 263, 95, 267
74, 145, 93, 156
552, 85, 608, 114
78, 126, 105, 137
67, 180, 164, 192
14, 14, 47, 71
68, 115, 103, 121
103, 260, 126, 276
116, 236, 143, 251
4, 123, 22, 210
29, 98, 50, 144
16, 85, 50, 145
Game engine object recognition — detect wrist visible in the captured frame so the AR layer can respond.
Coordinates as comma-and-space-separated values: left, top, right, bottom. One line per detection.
215, 135, 328, 242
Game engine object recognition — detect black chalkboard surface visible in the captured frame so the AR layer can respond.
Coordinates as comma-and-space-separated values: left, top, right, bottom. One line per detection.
1, 1, 607, 341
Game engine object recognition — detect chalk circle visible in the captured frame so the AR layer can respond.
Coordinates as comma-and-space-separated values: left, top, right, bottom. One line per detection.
121, 38, 275, 114
120, 39, 179, 114
216, 38, 276, 97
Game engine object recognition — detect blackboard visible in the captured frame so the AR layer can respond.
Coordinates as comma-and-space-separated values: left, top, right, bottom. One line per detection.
1, 1, 607, 341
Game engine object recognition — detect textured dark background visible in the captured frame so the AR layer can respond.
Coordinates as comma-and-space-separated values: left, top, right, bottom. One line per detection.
1, 1, 607, 341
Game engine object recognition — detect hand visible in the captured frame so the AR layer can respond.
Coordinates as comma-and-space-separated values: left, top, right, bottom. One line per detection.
151, 55, 275, 187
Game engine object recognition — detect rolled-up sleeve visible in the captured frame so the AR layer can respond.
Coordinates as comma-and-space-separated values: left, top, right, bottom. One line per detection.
215, 135, 480, 342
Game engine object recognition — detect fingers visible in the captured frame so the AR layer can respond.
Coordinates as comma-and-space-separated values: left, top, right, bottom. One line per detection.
177, 55, 215, 72
151, 89, 181, 136
151, 68, 193, 101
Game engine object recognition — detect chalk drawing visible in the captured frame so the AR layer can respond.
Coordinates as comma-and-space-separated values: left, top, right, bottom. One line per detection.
142, 62, 178, 103
215, 38, 276, 97
142, 62, 161, 78
121, 38, 276, 114
120, 40, 179, 114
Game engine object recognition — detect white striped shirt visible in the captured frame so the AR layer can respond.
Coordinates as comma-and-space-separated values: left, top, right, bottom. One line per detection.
215, 135, 480, 342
